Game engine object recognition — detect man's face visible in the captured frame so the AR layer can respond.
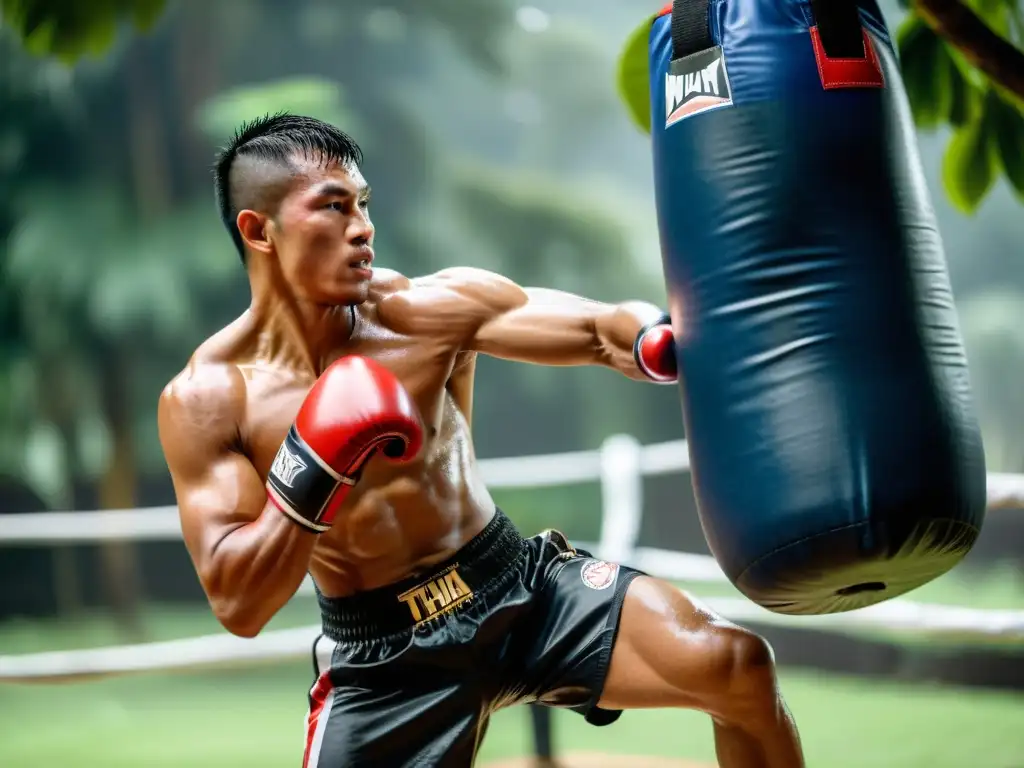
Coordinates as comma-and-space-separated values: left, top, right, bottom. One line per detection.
271, 160, 374, 306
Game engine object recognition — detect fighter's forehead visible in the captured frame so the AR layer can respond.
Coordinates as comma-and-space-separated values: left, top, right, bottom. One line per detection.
289, 157, 368, 200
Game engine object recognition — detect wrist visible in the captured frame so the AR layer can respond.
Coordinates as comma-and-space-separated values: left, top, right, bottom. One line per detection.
266, 426, 353, 533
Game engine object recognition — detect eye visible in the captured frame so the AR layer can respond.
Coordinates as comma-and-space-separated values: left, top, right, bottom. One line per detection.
358, 198, 370, 210
324, 201, 344, 212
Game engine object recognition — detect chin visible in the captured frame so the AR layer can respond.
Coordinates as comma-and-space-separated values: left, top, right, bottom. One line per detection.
324, 280, 370, 307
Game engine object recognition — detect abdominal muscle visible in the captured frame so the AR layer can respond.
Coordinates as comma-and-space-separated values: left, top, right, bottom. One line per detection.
306, 428, 497, 597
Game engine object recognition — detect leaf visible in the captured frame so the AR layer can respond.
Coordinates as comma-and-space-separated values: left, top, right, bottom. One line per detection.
83, 12, 119, 57
896, 14, 951, 130
0, 0, 167, 61
195, 78, 360, 144
131, 0, 166, 31
942, 93, 998, 214
946, 56, 979, 128
988, 90, 1024, 198
616, 11, 659, 135
964, 0, 1011, 36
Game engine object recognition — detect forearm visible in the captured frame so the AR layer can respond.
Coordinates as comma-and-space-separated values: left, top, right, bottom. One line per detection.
468, 283, 671, 377
595, 300, 667, 380
202, 503, 317, 637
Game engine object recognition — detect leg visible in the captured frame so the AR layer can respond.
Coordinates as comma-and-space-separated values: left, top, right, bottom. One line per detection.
303, 636, 484, 767
599, 576, 804, 768
306, 681, 486, 767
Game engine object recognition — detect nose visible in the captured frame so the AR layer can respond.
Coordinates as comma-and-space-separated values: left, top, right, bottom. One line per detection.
348, 211, 374, 245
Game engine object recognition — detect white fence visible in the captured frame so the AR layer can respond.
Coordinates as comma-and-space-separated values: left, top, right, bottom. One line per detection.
1, 435, 1023, 682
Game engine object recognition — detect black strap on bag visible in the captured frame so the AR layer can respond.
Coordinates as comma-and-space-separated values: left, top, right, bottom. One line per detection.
809, 0, 868, 58
670, 0, 713, 61
672, 0, 868, 61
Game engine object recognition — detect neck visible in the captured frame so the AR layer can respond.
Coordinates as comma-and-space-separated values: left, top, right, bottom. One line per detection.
246, 258, 354, 375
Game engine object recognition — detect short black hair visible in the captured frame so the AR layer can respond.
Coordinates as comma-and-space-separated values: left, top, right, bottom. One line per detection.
213, 113, 364, 262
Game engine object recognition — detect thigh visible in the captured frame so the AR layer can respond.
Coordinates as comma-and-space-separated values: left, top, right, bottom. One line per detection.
507, 535, 643, 726
303, 638, 486, 768
598, 575, 772, 716
308, 681, 485, 768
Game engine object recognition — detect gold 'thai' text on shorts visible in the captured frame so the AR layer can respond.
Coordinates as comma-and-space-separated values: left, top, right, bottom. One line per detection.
397, 565, 474, 624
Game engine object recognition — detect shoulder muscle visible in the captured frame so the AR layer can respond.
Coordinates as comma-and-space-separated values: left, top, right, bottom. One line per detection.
158, 361, 246, 480
381, 267, 527, 339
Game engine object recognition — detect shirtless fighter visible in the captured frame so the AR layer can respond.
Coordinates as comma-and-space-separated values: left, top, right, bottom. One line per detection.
158, 114, 804, 768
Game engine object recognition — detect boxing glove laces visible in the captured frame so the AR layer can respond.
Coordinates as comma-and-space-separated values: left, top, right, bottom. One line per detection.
266, 356, 424, 533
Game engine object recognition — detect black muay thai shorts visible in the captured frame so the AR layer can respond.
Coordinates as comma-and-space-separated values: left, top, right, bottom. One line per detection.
302, 509, 643, 767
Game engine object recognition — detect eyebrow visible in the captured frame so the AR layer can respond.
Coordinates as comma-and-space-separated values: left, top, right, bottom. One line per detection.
312, 182, 371, 199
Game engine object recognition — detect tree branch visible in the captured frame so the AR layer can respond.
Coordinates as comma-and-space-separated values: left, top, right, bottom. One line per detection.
913, 0, 1024, 100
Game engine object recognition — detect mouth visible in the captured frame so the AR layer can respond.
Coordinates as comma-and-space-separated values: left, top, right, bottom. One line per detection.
348, 248, 374, 275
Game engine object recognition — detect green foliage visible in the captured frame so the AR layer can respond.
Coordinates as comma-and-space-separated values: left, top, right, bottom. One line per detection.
939, 86, 1024, 213
897, 15, 972, 130
386, 0, 509, 76
8, 184, 237, 346
616, 9, 658, 134
989, 87, 1024, 195
896, 4, 1024, 213
942, 89, 999, 213
196, 78, 362, 146
450, 161, 630, 282
1, 181, 243, 500
0, 0, 164, 62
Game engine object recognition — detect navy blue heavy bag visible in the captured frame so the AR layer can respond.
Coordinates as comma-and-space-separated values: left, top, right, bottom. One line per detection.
645, 0, 987, 614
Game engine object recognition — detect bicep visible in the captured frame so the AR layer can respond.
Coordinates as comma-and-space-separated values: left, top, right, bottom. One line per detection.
173, 450, 268, 567
158, 386, 267, 572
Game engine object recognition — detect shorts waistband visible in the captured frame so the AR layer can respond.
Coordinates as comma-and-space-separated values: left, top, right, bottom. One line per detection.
317, 509, 526, 642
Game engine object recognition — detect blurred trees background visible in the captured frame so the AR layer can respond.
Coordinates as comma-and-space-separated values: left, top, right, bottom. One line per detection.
0, 0, 1021, 632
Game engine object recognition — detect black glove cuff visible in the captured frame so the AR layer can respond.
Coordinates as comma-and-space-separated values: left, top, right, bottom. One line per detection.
266, 425, 351, 533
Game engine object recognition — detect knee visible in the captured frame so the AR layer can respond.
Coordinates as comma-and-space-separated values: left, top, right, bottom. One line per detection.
708, 626, 781, 715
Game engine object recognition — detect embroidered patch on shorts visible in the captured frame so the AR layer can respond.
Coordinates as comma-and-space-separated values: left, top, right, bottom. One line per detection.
580, 560, 619, 591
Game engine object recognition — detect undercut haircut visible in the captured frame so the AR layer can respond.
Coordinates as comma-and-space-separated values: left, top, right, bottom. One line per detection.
213, 113, 364, 262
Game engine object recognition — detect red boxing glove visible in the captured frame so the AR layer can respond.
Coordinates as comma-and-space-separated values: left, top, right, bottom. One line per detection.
634, 312, 678, 384
266, 356, 424, 533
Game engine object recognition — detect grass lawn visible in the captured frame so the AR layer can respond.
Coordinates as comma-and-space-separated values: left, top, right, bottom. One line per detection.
0, 663, 1020, 767
1, 562, 1021, 766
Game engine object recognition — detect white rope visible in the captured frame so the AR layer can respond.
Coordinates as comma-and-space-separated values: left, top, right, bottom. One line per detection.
1, 434, 1021, 683
0, 436, 1018, 545
2, 593, 1020, 683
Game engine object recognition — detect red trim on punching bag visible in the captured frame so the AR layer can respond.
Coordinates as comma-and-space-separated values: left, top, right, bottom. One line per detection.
810, 26, 884, 89
657, 3, 672, 18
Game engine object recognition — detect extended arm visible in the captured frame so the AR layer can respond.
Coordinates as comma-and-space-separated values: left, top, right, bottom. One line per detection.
158, 365, 316, 637
401, 268, 676, 381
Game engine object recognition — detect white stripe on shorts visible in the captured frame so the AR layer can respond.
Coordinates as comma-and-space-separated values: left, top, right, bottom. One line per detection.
306, 688, 336, 768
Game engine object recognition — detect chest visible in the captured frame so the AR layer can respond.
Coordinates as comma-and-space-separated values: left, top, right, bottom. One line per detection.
241, 338, 459, 477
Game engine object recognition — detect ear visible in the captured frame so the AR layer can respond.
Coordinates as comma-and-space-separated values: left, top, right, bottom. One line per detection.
236, 209, 273, 255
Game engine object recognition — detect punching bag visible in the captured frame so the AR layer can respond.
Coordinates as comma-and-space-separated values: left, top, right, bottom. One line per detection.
637, 0, 987, 614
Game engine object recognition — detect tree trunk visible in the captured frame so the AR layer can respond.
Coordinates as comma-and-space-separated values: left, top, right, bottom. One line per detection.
172, 2, 222, 186
97, 352, 144, 641
88, 30, 179, 643
51, 409, 82, 619
125, 42, 172, 219
914, 0, 1024, 101
40, 357, 84, 619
